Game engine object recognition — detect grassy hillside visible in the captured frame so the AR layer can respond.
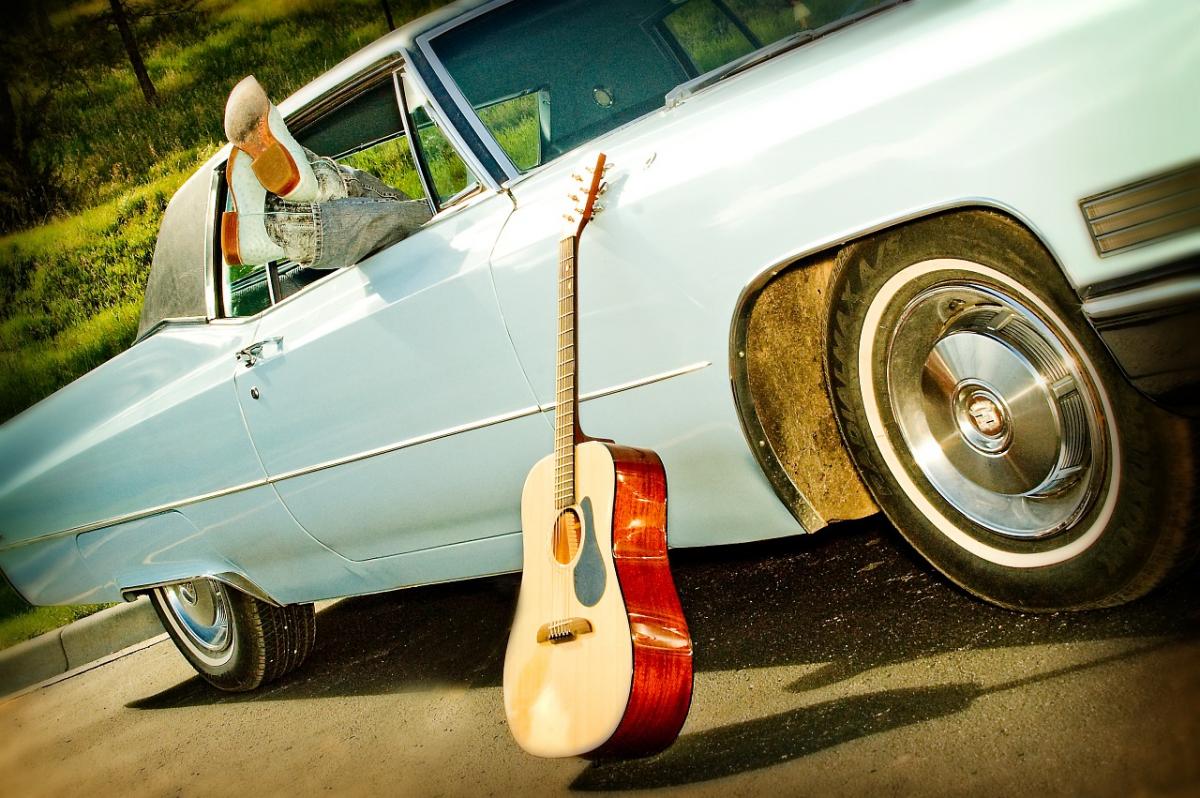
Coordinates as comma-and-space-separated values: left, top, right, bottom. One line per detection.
0, 0, 442, 424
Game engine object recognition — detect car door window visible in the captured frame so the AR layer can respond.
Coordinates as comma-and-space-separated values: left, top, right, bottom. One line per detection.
428, 0, 890, 172
476, 90, 549, 173
217, 68, 479, 319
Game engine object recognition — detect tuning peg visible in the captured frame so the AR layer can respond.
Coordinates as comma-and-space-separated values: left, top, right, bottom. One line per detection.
572, 172, 584, 182
603, 162, 613, 173
596, 181, 608, 195
591, 203, 605, 216
568, 193, 580, 202
562, 213, 575, 223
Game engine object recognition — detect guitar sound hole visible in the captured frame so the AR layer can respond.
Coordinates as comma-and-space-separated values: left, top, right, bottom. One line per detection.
553, 508, 582, 564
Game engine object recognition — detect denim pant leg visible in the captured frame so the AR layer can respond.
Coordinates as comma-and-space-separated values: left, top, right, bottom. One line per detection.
307, 198, 432, 270
340, 165, 414, 201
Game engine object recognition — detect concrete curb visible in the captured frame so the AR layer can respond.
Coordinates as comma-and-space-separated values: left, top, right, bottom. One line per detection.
0, 598, 163, 696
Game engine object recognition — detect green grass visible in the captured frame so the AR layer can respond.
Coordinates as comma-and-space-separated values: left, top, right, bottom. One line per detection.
0, 579, 110, 651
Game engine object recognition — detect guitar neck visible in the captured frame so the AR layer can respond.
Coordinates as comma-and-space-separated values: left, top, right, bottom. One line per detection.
554, 234, 580, 511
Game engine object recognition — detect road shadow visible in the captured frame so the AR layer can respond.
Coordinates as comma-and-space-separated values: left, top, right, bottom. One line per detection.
570, 639, 1178, 791
128, 517, 1200, 711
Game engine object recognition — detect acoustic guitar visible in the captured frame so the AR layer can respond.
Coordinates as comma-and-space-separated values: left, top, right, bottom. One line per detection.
503, 153, 694, 759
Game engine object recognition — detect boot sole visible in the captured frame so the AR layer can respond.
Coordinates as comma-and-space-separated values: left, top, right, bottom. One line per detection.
249, 139, 301, 198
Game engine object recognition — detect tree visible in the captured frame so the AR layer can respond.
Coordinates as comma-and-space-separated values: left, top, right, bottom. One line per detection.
108, 0, 157, 105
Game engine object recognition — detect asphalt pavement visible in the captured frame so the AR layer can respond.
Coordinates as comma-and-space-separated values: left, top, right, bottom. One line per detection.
1, 517, 1197, 797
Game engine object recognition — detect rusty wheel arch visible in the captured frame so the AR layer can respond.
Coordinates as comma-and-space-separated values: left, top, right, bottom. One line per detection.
728, 205, 1059, 533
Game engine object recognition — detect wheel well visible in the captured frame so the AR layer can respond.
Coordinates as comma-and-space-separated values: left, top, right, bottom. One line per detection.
730, 206, 1055, 532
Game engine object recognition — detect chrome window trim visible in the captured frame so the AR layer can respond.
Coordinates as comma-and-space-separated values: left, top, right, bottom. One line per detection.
402, 45, 502, 191
663, 0, 906, 108
214, 62, 497, 325
396, 64, 497, 196
133, 316, 211, 344
392, 70, 439, 216
203, 167, 220, 320
284, 54, 405, 133
415, 0, 522, 183
0, 361, 710, 552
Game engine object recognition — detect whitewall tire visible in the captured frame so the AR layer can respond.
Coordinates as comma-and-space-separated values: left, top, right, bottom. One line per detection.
826, 210, 1196, 611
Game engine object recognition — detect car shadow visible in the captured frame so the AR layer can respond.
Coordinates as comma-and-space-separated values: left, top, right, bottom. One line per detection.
128, 517, 1200, 731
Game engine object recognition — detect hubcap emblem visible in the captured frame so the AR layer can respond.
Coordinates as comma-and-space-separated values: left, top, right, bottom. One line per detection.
967, 395, 1004, 437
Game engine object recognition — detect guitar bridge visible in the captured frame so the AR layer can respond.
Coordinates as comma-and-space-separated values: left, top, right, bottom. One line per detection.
536, 617, 594, 644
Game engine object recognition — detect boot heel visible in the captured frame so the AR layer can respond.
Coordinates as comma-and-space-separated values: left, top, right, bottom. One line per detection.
252, 141, 301, 197
222, 211, 243, 266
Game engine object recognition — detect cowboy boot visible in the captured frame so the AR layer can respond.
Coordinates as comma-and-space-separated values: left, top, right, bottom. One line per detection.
224, 75, 318, 202
221, 148, 285, 266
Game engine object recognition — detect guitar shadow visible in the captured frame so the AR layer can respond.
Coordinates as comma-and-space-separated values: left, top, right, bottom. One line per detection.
569, 639, 1177, 791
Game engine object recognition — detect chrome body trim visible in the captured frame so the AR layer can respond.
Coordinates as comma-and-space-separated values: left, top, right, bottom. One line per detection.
0, 477, 269, 551
122, 571, 282, 607
1081, 272, 1200, 323
547, 360, 710, 410
729, 303, 823, 533
1, 362, 710, 552
269, 403, 541, 483
1080, 160, 1200, 257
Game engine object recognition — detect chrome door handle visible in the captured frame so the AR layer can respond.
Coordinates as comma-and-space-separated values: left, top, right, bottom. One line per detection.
236, 337, 283, 368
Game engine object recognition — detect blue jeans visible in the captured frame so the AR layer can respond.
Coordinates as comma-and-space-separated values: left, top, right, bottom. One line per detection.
265, 160, 432, 270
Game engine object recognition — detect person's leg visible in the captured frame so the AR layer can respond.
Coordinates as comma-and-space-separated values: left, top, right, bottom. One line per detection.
223, 72, 431, 269
265, 197, 431, 270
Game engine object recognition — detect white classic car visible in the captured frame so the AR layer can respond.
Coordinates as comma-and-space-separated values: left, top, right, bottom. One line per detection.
1, 0, 1197, 690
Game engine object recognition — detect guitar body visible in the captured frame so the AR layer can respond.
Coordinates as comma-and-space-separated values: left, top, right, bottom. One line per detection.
504, 441, 693, 758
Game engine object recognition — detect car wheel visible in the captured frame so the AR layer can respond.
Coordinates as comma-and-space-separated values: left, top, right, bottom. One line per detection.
826, 210, 1197, 611
149, 578, 316, 691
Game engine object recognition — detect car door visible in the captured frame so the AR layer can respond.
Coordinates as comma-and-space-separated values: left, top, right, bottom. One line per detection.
229, 68, 546, 562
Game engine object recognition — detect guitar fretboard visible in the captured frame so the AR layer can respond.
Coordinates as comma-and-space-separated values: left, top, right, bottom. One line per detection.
554, 235, 578, 511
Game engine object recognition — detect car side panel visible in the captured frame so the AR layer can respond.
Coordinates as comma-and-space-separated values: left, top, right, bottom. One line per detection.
488, 0, 1199, 546
232, 195, 547, 562
0, 324, 271, 603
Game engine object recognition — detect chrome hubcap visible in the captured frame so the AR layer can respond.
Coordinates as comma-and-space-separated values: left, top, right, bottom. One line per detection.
161, 579, 233, 661
887, 282, 1105, 539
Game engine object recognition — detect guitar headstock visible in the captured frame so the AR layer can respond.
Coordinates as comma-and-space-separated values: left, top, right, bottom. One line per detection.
561, 152, 610, 239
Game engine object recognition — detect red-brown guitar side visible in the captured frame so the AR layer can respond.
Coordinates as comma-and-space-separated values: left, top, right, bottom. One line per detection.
593, 443, 694, 758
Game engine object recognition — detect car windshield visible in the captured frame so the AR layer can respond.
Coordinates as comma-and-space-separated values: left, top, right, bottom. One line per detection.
429, 0, 889, 173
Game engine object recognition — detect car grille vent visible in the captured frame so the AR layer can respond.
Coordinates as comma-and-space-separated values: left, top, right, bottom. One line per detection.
1080, 161, 1200, 256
